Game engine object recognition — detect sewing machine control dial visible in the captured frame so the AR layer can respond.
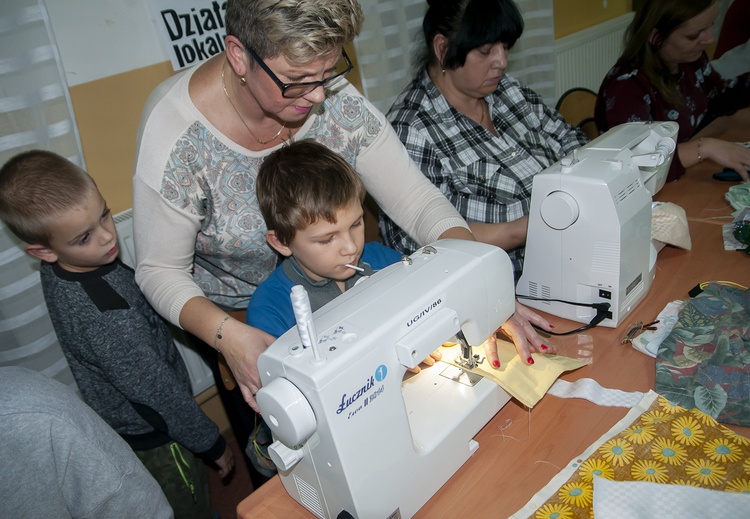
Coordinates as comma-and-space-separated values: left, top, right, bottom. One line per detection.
268, 440, 304, 471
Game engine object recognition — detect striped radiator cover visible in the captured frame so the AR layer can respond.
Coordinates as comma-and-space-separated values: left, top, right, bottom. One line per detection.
554, 12, 634, 101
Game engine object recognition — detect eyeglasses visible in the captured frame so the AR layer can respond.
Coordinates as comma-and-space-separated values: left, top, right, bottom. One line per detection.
245, 46, 353, 98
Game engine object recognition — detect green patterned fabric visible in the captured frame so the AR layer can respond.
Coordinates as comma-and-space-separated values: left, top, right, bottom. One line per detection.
655, 282, 750, 426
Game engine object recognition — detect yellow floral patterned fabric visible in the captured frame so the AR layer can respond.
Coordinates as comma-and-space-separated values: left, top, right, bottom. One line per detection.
516, 392, 750, 519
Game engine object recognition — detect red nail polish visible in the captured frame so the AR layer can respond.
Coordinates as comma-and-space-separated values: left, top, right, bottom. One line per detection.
527, 357, 534, 364
541, 344, 548, 351
492, 359, 500, 368
549, 324, 555, 329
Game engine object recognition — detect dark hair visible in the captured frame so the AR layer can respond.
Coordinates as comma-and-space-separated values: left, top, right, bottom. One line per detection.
421, 0, 524, 70
257, 139, 366, 245
622, 0, 715, 105
0, 150, 97, 246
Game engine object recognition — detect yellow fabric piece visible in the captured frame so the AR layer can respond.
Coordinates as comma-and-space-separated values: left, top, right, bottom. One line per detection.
446, 340, 587, 408
513, 391, 750, 519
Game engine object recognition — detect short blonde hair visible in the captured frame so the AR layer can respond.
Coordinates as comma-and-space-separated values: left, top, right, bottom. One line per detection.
0, 150, 97, 246
226, 0, 364, 64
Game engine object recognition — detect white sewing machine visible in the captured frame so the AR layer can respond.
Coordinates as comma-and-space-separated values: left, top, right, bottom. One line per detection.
255, 240, 516, 519
517, 122, 678, 328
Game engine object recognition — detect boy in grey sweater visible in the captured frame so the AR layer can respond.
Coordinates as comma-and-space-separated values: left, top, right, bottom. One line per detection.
0, 366, 174, 518
0, 150, 233, 519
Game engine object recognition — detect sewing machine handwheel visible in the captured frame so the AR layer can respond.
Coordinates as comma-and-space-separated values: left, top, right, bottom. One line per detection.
540, 190, 579, 230
256, 378, 316, 448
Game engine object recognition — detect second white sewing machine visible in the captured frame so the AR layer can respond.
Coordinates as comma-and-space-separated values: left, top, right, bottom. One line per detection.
517, 121, 678, 327
256, 239, 516, 518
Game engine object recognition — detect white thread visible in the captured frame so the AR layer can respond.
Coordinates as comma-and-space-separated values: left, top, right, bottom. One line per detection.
290, 285, 316, 348
491, 407, 532, 442
534, 460, 563, 471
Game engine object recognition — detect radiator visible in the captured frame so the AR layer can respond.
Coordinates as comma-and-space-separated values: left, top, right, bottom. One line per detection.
554, 12, 634, 101
114, 208, 215, 396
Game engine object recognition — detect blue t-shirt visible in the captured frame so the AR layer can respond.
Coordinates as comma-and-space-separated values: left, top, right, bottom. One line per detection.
247, 242, 402, 338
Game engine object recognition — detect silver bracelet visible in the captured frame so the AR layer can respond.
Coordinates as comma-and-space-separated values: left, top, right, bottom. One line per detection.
213, 316, 230, 350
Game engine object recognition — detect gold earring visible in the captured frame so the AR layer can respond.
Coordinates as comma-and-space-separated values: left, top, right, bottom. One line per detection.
239, 77, 246, 85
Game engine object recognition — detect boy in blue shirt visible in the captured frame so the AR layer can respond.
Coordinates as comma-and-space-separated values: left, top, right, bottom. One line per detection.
247, 139, 402, 338
246, 140, 444, 475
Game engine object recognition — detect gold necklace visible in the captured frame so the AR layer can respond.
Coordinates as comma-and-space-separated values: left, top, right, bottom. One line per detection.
221, 61, 286, 145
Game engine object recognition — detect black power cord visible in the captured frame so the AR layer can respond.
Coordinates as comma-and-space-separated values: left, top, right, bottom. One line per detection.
516, 295, 611, 336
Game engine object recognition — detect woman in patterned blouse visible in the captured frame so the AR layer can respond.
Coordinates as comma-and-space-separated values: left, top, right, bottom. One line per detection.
134, 0, 557, 444
595, 0, 750, 182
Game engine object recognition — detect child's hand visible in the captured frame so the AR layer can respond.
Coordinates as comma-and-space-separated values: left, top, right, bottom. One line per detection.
406, 349, 443, 374
215, 445, 235, 479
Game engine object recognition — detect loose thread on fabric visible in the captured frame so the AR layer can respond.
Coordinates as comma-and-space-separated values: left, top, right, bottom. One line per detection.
533, 460, 563, 471
491, 406, 532, 442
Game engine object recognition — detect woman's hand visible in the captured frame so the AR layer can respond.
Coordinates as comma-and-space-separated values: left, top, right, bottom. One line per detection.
180, 297, 276, 413
483, 301, 556, 368
407, 349, 444, 374
684, 138, 750, 180
219, 320, 276, 412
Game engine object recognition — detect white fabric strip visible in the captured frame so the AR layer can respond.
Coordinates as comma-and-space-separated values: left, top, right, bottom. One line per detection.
548, 378, 645, 408
593, 476, 750, 519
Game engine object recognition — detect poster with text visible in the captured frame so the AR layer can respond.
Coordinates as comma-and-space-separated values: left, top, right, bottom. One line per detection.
149, 0, 227, 71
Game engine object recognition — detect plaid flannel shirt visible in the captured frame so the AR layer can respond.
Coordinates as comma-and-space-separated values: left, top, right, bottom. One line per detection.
380, 70, 587, 277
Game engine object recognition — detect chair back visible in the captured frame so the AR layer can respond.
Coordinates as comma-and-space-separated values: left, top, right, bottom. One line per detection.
555, 87, 599, 140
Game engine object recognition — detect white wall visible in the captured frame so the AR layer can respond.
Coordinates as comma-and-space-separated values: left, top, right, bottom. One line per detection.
46, 0, 169, 86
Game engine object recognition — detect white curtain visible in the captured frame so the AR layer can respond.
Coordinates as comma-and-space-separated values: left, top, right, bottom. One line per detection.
353, 0, 556, 114
0, 0, 82, 385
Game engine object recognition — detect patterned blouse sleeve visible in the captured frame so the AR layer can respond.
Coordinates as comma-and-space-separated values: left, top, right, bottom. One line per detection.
704, 63, 750, 120
596, 68, 656, 131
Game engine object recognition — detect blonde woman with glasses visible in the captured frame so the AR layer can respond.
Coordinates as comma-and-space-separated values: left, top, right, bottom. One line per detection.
133, 0, 554, 481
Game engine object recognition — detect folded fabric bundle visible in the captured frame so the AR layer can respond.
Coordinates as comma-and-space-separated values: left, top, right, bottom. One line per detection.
726, 182, 750, 215
652, 201, 692, 250
655, 282, 750, 426
630, 300, 684, 357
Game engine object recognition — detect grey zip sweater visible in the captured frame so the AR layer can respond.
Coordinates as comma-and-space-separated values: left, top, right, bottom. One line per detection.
40, 259, 225, 460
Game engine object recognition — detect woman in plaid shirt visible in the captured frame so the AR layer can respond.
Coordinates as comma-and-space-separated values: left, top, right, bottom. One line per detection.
380, 0, 587, 280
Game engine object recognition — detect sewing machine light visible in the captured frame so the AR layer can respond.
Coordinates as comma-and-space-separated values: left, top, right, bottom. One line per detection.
395, 307, 462, 369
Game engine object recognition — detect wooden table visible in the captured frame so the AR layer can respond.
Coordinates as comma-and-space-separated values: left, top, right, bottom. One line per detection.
237, 119, 749, 519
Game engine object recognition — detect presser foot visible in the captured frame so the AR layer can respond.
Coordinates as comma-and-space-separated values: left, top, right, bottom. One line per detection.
454, 329, 483, 370
454, 354, 484, 371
